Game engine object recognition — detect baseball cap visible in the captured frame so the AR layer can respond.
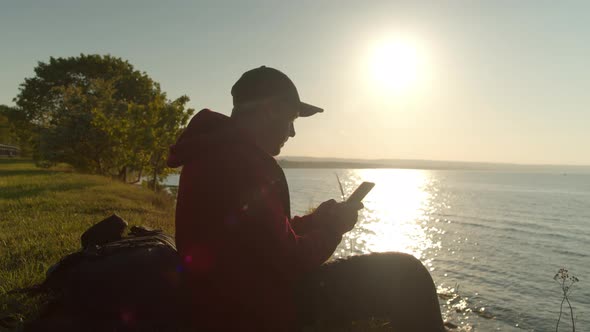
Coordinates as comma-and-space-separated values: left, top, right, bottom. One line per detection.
231, 66, 324, 117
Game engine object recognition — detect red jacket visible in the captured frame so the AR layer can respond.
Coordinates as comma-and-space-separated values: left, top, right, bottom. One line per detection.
168, 109, 343, 331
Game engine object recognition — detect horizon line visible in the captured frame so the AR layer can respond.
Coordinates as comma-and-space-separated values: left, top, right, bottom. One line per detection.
279, 156, 590, 168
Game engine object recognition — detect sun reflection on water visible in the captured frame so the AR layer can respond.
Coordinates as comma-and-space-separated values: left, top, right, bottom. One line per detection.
335, 169, 442, 263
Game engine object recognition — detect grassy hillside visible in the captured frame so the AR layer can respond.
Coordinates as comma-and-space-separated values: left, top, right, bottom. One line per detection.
0, 159, 176, 325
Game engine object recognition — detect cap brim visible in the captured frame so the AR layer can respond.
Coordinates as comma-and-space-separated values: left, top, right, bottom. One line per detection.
299, 102, 323, 117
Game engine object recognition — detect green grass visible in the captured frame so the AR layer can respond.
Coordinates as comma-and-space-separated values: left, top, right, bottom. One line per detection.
0, 158, 176, 327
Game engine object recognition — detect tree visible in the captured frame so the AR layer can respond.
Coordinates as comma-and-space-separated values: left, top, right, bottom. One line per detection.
36, 79, 125, 172
0, 106, 13, 144
90, 85, 193, 185
13, 54, 194, 183
0, 105, 34, 156
144, 94, 192, 189
15, 54, 157, 127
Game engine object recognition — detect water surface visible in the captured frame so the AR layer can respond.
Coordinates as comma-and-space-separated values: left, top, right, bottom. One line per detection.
166, 169, 590, 330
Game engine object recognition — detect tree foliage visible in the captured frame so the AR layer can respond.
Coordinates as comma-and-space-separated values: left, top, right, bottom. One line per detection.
0, 105, 14, 144
13, 54, 194, 184
15, 54, 157, 126
0, 105, 34, 156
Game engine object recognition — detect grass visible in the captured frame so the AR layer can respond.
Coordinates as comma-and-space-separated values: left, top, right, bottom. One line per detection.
0, 158, 176, 328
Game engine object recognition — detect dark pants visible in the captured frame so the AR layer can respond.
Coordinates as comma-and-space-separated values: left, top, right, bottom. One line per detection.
295, 252, 446, 332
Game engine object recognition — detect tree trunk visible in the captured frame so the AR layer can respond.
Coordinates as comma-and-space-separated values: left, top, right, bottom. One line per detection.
151, 167, 158, 191
96, 157, 103, 175
119, 166, 127, 182
131, 168, 143, 184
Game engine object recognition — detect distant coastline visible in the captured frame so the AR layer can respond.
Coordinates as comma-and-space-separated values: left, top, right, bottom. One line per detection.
277, 157, 590, 174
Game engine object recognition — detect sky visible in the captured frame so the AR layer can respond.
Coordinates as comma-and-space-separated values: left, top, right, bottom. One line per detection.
1, 0, 589, 165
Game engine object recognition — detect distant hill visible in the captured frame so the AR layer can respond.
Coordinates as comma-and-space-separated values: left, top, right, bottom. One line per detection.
277, 156, 590, 174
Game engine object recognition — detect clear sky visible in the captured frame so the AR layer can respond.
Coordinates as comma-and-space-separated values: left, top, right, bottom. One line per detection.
2, 0, 589, 165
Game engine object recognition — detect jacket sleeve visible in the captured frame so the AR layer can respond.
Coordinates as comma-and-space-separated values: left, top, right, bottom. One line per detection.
176, 149, 343, 283
226, 151, 343, 279
290, 214, 319, 235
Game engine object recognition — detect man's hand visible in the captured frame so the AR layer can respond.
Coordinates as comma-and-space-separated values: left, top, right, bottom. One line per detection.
312, 199, 364, 235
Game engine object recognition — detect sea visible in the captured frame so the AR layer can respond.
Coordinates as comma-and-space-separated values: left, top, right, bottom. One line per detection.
165, 169, 590, 331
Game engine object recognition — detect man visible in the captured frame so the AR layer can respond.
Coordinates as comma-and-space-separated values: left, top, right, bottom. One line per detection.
167, 66, 445, 331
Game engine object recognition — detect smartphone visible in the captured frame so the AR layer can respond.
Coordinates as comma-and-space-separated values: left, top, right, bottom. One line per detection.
346, 182, 375, 203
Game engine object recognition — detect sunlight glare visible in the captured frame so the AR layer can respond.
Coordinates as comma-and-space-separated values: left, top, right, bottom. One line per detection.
367, 37, 428, 96
340, 169, 440, 260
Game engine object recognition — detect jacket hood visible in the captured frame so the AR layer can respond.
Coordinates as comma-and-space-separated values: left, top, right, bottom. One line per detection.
167, 109, 244, 168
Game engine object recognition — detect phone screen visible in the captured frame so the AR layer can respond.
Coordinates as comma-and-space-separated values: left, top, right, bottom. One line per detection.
346, 182, 375, 203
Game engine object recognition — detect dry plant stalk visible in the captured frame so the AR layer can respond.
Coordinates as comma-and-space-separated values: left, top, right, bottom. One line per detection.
554, 268, 579, 332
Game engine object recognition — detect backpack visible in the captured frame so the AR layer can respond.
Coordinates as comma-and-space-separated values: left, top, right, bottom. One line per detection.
24, 214, 191, 332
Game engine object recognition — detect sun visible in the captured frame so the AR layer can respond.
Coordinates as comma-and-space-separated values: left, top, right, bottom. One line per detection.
367, 38, 427, 96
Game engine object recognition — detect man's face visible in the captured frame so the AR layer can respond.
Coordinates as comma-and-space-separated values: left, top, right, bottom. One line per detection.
259, 101, 299, 156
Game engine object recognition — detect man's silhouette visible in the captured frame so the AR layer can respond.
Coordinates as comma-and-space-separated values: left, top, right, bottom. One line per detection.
167, 66, 445, 331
